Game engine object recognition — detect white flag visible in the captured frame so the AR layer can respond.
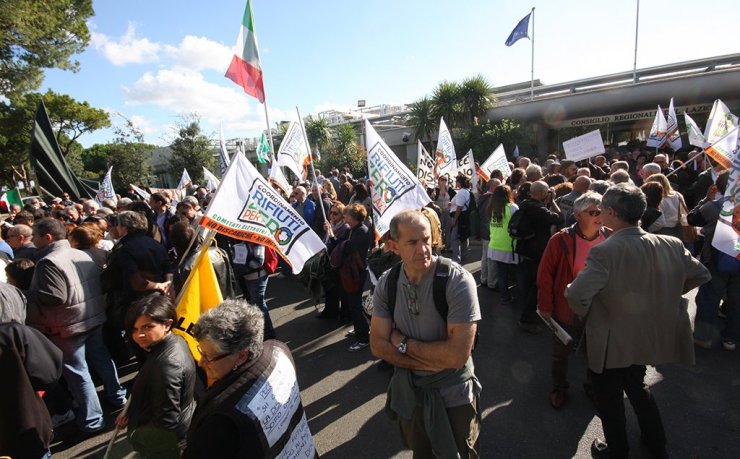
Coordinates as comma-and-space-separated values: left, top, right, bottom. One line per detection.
96, 167, 116, 205
276, 121, 311, 180
666, 98, 682, 151
684, 112, 708, 149
203, 167, 220, 192
704, 99, 738, 146
366, 120, 431, 236
218, 124, 231, 175
512, 145, 520, 159
480, 144, 512, 180
646, 105, 668, 148
434, 117, 457, 181
200, 153, 324, 274
129, 184, 150, 201
705, 126, 739, 170
416, 140, 435, 187
269, 164, 293, 197
176, 169, 192, 201
711, 143, 739, 259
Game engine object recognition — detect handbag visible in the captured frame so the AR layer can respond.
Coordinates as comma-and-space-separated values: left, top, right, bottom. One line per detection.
678, 199, 698, 244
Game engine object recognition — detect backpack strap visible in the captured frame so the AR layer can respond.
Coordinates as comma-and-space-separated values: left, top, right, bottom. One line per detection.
433, 257, 452, 320
386, 262, 403, 321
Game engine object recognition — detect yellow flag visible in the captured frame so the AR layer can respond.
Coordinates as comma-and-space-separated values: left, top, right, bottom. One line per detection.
173, 243, 223, 361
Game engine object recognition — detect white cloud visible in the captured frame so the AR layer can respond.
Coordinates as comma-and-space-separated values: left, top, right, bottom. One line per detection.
91, 23, 161, 66
128, 115, 157, 135
164, 35, 234, 72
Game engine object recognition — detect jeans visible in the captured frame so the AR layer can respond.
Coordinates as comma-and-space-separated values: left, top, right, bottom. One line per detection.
450, 223, 468, 263
694, 265, 740, 343
588, 365, 667, 458
496, 261, 516, 302
516, 258, 539, 323
480, 241, 497, 288
348, 271, 369, 343
48, 326, 126, 431
242, 275, 275, 340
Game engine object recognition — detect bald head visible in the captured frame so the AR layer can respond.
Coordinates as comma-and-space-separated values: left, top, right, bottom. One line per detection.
487, 178, 501, 192
530, 180, 551, 201
573, 176, 592, 193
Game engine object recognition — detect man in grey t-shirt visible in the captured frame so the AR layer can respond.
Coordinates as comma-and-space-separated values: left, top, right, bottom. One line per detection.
370, 209, 481, 458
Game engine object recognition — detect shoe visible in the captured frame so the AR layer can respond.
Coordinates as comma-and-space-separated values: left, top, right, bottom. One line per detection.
51, 409, 76, 428
722, 339, 736, 351
518, 320, 543, 334
315, 312, 336, 320
693, 337, 713, 349
348, 341, 369, 352
591, 438, 608, 456
549, 388, 566, 409
345, 329, 355, 337
61, 425, 105, 446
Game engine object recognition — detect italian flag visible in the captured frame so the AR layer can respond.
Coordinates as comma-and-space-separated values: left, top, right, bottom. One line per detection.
225, 0, 265, 103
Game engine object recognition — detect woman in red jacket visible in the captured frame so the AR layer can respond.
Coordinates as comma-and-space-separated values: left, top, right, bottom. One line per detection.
537, 191, 610, 409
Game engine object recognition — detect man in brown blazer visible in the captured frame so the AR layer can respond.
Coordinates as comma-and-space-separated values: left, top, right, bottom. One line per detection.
566, 183, 710, 458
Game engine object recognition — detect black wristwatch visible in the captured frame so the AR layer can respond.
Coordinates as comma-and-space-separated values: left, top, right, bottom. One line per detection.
397, 336, 409, 354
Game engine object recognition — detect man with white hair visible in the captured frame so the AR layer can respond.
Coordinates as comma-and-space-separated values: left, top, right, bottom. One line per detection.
525, 164, 543, 182
81, 199, 99, 218
291, 185, 315, 224
640, 163, 662, 180
577, 167, 591, 178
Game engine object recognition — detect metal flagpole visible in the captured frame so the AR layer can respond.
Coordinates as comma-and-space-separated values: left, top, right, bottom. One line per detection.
530, 7, 535, 100
296, 107, 327, 224
261, 93, 276, 162
633, 0, 640, 84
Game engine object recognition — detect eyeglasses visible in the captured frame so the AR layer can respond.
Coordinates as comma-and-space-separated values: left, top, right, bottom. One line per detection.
404, 283, 419, 315
585, 209, 601, 217
197, 345, 231, 364
330, 210, 340, 216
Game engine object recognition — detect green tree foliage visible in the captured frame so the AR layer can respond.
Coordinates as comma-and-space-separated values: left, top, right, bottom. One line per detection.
408, 97, 435, 150
316, 123, 366, 178
0, 90, 109, 184
457, 119, 535, 163
304, 116, 332, 154
0, 0, 94, 97
459, 75, 494, 128
107, 118, 155, 190
168, 115, 216, 186
431, 81, 461, 128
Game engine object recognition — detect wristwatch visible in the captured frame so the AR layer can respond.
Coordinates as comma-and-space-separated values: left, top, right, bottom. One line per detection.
397, 336, 409, 354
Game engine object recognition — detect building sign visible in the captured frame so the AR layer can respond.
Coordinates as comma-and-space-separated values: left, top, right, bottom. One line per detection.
553, 103, 713, 129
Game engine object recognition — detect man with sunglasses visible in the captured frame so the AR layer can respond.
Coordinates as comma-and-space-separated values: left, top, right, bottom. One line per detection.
566, 183, 710, 457
370, 209, 481, 458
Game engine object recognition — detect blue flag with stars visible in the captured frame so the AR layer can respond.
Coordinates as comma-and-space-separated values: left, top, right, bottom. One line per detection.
505, 12, 531, 46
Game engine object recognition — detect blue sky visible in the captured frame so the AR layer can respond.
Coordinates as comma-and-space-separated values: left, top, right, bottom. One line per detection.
42, 0, 740, 147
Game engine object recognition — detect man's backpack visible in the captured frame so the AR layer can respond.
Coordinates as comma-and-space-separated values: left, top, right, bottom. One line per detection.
507, 207, 535, 242
385, 257, 478, 349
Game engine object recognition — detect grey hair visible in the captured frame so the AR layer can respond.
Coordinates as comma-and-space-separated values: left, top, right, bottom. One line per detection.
8, 223, 32, 238
589, 180, 610, 195
193, 299, 264, 359
525, 164, 542, 177
389, 209, 430, 241
609, 170, 632, 184
602, 183, 646, 225
573, 191, 603, 213
117, 210, 148, 232
641, 163, 662, 176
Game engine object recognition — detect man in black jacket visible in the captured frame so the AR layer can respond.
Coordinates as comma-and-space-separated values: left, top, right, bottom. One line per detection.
515, 181, 562, 333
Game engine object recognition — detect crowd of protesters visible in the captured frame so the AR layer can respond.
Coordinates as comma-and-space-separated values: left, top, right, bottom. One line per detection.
0, 142, 736, 458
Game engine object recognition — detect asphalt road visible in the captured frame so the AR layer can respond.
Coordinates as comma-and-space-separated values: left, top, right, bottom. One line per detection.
52, 240, 740, 458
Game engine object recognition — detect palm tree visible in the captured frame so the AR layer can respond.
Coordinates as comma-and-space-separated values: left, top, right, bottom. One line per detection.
408, 97, 435, 151
431, 81, 461, 128
305, 116, 332, 153
460, 74, 494, 127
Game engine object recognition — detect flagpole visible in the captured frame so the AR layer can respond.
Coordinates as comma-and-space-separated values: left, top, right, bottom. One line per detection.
296, 107, 327, 224
633, 0, 640, 84
530, 7, 535, 101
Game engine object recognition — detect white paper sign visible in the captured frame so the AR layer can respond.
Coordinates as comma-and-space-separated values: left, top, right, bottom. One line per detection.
562, 130, 605, 162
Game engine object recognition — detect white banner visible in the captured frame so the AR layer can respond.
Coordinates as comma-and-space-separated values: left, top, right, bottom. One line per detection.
434, 117, 457, 181
96, 167, 116, 205
276, 121, 311, 180
200, 153, 324, 273
684, 112, 708, 149
646, 105, 668, 148
129, 184, 150, 201
711, 145, 740, 259
366, 120, 431, 236
218, 124, 231, 175
480, 144, 512, 180
269, 164, 293, 197
563, 129, 605, 161
416, 140, 435, 187
457, 149, 477, 191
706, 126, 739, 170
176, 169, 192, 202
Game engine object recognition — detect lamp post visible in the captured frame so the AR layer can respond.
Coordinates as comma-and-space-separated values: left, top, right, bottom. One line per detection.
358, 99, 366, 146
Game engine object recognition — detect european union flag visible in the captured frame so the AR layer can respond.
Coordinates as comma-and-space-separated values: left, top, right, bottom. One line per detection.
505, 12, 531, 47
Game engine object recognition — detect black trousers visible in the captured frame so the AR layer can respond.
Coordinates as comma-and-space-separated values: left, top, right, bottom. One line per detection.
588, 365, 666, 458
